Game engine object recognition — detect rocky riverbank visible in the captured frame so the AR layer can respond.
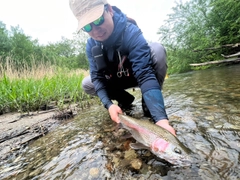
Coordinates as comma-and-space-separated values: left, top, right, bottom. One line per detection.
0, 108, 78, 163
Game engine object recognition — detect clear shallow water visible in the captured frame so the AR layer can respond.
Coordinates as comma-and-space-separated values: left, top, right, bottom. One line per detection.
162, 65, 240, 180
1, 64, 240, 180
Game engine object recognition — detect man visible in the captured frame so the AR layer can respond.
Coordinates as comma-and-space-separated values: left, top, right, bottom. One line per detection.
69, 0, 176, 136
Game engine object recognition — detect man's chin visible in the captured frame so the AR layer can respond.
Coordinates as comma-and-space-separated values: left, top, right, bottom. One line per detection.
97, 33, 109, 41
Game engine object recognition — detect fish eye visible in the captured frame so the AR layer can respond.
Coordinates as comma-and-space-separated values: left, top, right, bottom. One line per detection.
174, 148, 182, 154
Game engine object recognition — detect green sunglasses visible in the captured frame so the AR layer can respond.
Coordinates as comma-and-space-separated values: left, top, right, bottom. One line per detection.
82, 6, 107, 32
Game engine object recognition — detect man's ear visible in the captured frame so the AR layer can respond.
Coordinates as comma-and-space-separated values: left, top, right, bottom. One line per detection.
106, 4, 114, 16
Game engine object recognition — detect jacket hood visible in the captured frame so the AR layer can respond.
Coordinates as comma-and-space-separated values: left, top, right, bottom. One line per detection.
101, 6, 127, 48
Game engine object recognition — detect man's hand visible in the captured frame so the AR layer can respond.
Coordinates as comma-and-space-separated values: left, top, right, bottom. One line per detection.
108, 104, 122, 123
156, 119, 176, 136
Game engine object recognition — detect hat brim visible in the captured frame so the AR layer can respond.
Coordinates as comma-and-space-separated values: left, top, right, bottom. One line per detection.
77, 5, 104, 32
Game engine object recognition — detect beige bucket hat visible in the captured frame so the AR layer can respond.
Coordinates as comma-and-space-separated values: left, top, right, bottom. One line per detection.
69, 0, 108, 32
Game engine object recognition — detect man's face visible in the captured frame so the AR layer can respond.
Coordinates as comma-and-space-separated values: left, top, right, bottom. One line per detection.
87, 6, 114, 41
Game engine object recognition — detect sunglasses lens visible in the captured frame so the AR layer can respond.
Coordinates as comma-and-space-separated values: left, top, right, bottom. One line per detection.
93, 16, 104, 26
82, 13, 105, 32
82, 24, 92, 32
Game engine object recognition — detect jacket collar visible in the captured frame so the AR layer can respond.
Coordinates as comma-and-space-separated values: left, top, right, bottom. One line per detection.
100, 6, 127, 49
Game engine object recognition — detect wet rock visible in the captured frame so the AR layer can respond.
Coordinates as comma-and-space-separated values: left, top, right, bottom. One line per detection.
105, 162, 114, 172
143, 151, 152, 157
130, 158, 142, 170
112, 156, 120, 167
112, 128, 126, 137
104, 126, 117, 132
89, 167, 99, 177
104, 147, 110, 151
139, 163, 151, 174
115, 143, 123, 150
115, 151, 122, 156
29, 168, 42, 177
205, 116, 215, 121
94, 133, 101, 139
124, 149, 137, 160
229, 109, 240, 114
123, 139, 132, 150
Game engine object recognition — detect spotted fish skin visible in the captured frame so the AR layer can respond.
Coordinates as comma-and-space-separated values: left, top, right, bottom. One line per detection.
119, 114, 192, 166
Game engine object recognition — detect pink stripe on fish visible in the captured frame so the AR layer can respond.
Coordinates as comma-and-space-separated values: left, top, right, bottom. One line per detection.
122, 120, 151, 134
151, 139, 169, 152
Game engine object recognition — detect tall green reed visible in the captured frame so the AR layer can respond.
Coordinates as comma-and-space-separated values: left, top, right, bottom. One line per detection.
0, 71, 89, 114
0, 57, 91, 114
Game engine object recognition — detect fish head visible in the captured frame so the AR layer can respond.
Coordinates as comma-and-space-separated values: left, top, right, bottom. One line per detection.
150, 138, 192, 166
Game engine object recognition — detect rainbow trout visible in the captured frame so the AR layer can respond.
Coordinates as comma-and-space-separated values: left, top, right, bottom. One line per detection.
119, 114, 192, 166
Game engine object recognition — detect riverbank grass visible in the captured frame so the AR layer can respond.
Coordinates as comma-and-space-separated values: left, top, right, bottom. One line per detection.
0, 60, 91, 114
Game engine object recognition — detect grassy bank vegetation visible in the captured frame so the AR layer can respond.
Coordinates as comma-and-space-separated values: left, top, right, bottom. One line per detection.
158, 0, 240, 73
0, 58, 93, 115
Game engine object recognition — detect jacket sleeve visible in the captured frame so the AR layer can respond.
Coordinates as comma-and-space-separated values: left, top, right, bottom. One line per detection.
123, 24, 168, 122
86, 39, 113, 109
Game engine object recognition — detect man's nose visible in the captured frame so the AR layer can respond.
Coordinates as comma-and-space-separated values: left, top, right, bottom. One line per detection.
91, 24, 101, 32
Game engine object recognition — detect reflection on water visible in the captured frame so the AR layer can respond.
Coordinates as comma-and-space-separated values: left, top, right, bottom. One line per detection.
1, 64, 240, 180
163, 65, 240, 180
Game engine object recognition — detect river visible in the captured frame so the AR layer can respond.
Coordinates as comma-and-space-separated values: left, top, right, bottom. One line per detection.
1, 64, 240, 180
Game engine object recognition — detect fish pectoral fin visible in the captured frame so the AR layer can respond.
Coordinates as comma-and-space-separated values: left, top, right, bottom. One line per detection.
120, 133, 133, 140
130, 142, 149, 150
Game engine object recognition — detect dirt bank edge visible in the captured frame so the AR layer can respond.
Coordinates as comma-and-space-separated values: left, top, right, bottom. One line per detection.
0, 108, 77, 163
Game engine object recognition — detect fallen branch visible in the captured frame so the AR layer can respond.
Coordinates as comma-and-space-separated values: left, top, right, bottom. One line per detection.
193, 43, 240, 52
221, 51, 240, 58
0, 117, 51, 143
190, 58, 240, 67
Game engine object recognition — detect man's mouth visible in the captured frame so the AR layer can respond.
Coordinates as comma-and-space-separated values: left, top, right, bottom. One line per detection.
98, 32, 106, 38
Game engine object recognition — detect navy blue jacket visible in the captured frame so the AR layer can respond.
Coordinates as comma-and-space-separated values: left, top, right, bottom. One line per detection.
85, 6, 168, 122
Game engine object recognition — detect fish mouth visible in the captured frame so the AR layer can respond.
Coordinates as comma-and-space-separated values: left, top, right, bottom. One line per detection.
158, 154, 192, 167
168, 158, 192, 167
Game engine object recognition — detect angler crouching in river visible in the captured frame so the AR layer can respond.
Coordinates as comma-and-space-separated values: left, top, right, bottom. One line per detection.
69, 0, 176, 136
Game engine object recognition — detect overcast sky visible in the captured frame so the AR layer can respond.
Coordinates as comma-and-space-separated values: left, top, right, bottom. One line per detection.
0, 0, 184, 45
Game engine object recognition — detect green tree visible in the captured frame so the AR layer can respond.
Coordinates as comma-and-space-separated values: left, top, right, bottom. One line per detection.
9, 25, 41, 67
0, 21, 89, 71
157, 0, 240, 74
158, 0, 213, 73
43, 31, 89, 70
72, 31, 89, 70
0, 21, 11, 58
207, 0, 240, 45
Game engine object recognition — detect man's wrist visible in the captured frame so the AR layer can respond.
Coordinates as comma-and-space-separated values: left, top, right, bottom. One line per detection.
106, 102, 113, 109
155, 119, 176, 136
155, 119, 169, 125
